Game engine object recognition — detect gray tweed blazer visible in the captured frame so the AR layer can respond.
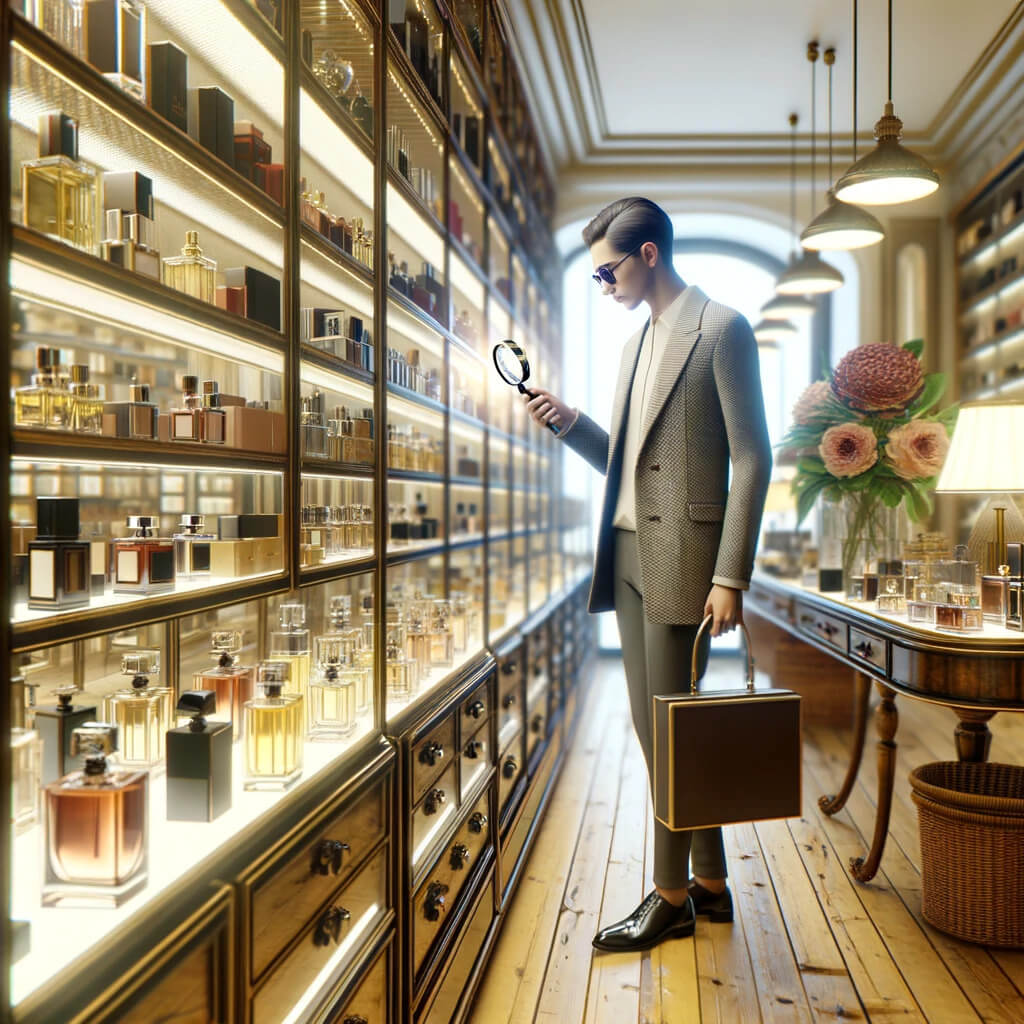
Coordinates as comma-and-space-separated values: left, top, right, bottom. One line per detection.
560, 284, 772, 624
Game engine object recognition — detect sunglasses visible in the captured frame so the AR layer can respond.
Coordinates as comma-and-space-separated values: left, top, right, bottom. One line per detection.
592, 244, 642, 287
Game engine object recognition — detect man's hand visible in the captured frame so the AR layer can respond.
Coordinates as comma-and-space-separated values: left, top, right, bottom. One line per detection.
522, 388, 572, 430
703, 584, 743, 637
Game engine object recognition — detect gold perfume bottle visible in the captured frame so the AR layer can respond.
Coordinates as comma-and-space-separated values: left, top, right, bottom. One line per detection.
162, 230, 218, 303
243, 662, 304, 790
269, 603, 311, 703
42, 722, 149, 907
68, 363, 104, 433
103, 650, 173, 767
309, 635, 358, 739
14, 346, 71, 430
192, 629, 254, 741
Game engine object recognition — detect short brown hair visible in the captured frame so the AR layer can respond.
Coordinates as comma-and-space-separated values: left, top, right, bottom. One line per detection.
582, 197, 674, 261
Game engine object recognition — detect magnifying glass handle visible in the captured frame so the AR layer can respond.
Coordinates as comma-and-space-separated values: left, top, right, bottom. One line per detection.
517, 382, 560, 433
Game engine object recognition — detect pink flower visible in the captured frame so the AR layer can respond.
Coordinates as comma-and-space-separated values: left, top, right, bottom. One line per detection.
885, 420, 950, 480
792, 380, 833, 425
831, 343, 924, 414
819, 423, 878, 478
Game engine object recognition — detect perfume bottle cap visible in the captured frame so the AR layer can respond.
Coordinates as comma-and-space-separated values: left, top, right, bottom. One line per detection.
201, 390, 222, 410
34, 345, 55, 371
201, 379, 220, 397
36, 496, 80, 540
328, 595, 351, 627
315, 635, 347, 668
53, 685, 79, 710
179, 513, 206, 533
257, 661, 290, 686
38, 111, 78, 160
128, 380, 151, 403
211, 629, 243, 654
181, 374, 200, 395
121, 649, 160, 678
177, 689, 217, 718
69, 363, 90, 385
180, 230, 204, 257
125, 514, 159, 536
70, 722, 118, 759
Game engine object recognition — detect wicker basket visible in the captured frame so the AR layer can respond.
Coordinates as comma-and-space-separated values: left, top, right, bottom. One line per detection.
909, 761, 1024, 947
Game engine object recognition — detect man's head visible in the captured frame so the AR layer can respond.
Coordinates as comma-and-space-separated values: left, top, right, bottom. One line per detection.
583, 197, 674, 309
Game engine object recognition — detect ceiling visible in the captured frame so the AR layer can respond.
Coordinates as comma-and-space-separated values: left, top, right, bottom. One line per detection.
505, 0, 1023, 172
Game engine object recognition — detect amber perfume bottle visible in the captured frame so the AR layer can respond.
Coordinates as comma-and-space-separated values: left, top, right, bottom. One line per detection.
166, 690, 232, 822
68, 364, 104, 433
269, 603, 311, 703
83, 0, 146, 100
113, 515, 175, 594
192, 629, 254, 741
173, 514, 214, 577
42, 723, 148, 907
10, 675, 43, 833
308, 636, 358, 739
27, 496, 91, 611
14, 346, 71, 430
162, 230, 218, 303
105, 377, 159, 439
104, 650, 173, 767
21, 111, 99, 254
386, 637, 415, 703
243, 663, 304, 790
199, 380, 227, 442
35, 685, 98, 785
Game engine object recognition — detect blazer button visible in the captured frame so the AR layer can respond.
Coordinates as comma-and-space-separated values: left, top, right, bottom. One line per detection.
650, 464, 661, 471
648, 515, 661, 522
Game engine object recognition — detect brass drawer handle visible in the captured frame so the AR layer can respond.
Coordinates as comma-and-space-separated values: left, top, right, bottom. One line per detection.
501, 660, 518, 675
311, 839, 350, 876
424, 881, 449, 921
419, 740, 445, 766
531, 713, 544, 734
342, 1016, 368, 1024
468, 811, 488, 834
502, 691, 517, 708
466, 699, 486, 719
502, 757, 518, 779
424, 788, 446, 815
313, 905, 351, 947
854, 640, 875, 659
450, 842, 471, 870
464, 738, 484, 759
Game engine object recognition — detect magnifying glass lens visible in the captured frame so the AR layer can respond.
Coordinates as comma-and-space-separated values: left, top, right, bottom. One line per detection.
493, 342, 527, 386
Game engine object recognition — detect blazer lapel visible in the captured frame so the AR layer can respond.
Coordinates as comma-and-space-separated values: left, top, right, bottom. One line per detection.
606, 320, 648, 469
639, 286, 709, 452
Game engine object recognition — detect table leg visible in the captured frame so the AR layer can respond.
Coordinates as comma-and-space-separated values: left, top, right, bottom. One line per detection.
954, 709, 996, 762
850, 681, 898, 883
819, 671, 872, 815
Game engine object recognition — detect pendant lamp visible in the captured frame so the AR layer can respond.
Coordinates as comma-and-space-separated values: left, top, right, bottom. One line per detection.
753, 318, 798, 343
761, 293, 817, 320
834, 0, 938, 205
800, 41, 884, 250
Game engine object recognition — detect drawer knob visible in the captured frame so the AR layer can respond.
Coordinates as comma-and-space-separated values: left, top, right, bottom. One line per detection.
502, 757, 518, 779
501, 660, 518, 675
342, 1016, 369, 1024
419, 741, 445, 766
466, 699, 486, 719
502, 692, 517, 708
855, 641, 874, 658
424, 788, 446, 815
465, 738, 484, 759
313, 905, 351, 947
468, 811, 488, 834
311, 838, 350, 877
424, 881, 449, 921
531, 713, 544, 734
450, 842, 471, 869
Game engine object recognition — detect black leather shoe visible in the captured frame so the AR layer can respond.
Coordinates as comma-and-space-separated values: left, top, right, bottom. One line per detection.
687, 880, 733, 922
592, 891, 696, 952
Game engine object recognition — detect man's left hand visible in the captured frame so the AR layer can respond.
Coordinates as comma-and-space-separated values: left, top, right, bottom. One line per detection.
703, 585, 743, 637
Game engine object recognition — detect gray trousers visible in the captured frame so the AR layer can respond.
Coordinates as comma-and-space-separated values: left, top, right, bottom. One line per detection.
613, 528, 728, 889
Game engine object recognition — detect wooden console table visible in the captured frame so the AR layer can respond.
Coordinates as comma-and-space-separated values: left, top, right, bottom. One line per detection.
746, 573, 1024, 882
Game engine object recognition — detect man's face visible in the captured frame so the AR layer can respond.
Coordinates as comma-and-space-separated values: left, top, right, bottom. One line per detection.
590, 237, 650, 310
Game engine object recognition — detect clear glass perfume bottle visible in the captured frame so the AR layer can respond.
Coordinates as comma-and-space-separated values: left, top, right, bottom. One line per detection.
269, 603, 311, 704
14, 346, 71, 429
385, 636, 415, 703
68, 363, 103, 433
42, 722, 149, 907
309, 635, 358, 739
112, 515, 175, 594
103, 650, 172, 767
328, 595, 372, 712
10, 675, 43, 834
21, 111, 98, 254
192, 629, 254, 741
450, 592, 469, 653
162, 230, 217, 303
173, 514, 215, 577
429, 598, 455, 667
243, 662, 304, 790
405, 599, 433, 678
28, 0, 85, 56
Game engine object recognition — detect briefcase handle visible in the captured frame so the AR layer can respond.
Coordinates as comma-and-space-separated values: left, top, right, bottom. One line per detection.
690, 614, 756, 695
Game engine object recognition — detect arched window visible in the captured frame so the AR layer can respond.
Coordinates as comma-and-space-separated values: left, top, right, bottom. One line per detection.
896, 243, 927, 343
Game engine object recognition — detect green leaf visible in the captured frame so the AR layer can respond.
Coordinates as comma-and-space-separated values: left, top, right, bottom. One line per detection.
935, 404, 960, 431
795, 476, 829, 525
797, 455, 828, 476
906, 373, 947, 417
902, 338, 925, 359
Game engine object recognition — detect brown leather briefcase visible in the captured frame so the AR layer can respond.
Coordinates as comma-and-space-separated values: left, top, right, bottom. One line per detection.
652, 615, 802, 831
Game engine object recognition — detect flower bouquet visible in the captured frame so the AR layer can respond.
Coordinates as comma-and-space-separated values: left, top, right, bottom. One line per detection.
780, 340, 958, 583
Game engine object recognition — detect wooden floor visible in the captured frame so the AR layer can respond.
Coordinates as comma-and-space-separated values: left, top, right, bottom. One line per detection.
469, 654, 1024, 1023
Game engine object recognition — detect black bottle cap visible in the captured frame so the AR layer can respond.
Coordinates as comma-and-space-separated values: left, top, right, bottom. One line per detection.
36, 496, 80, 540
38, 111, 78, 160
177, 688, 217, 717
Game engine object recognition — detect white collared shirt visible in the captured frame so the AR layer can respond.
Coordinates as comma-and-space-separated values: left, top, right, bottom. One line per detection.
611, 287, 690, 531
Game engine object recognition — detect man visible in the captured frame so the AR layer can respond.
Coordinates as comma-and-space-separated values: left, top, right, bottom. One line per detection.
523, 197, 772, 952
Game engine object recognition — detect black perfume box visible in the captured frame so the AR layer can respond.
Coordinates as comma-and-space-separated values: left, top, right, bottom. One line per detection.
464, 116, 480, 166
223, 266, 281, 330
103, 170, 154, 217
147, 41, 188, 132
36, 496, 80, 539
166, 720, 232, 822
818, 568, 844, 593
218, 513, 280, 540
84, 0, 143, 83
189, 86, 235, 165
38, 112, 78, 159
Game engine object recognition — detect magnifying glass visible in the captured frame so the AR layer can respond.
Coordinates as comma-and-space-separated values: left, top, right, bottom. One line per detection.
492, 340, 560, 434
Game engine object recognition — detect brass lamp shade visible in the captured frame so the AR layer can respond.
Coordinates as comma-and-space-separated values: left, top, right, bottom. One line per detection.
753, 318, 798, 343
834, 103, 939, 206
801, 189, 885, 250
761, 293, 817, 320
935, 401, 1024, 493
775, 250, 844, 295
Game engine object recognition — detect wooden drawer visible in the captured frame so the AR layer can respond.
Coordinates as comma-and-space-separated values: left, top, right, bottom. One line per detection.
849, 626, 887, 674
326, 941, 389, 1024
460, 719, 491, 802
412, 789, 491, 977
498, 740, 523, 819
253, 845, 388, 1024
411, 762, 458, 869
459, 675, 491, 734
411, 714, 457, 807
527, 700, 547, 763
248, 776, 387, 981
497, 649, 523, 728
503, 734, 561, 898
797, 604, 846, 650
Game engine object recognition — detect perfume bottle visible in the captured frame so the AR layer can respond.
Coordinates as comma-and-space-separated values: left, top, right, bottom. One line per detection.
192, 629, 254, 741
451, 592, 469, 653
104, 650, 173, 767
101, 207, 160, 280
269, 603, 311, 703
10, 675, 43, 833
328, 595, 372, 713
21, 111, 99, 254
405, 599, 432, 678
168, 374, 201, 442
68, 364, 104, 433
385, 637, 415, 703
42, 722, 148, 907
35, 685, 98, 785
27, 496, 91, 610
166, 690, 232, 821
105, 377, 159, 439
14, 346, 69, 429
28, 0, 85, 55
162, 231, 217, 303
199, 380, 226, 443
243, 662, 303, 790
112, 515, 175, 594
301, 390, 329, 459
83, 0, 146, 100
428, 599, 455, 667
173, 514, 214, 577
308, 636, 358, 739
